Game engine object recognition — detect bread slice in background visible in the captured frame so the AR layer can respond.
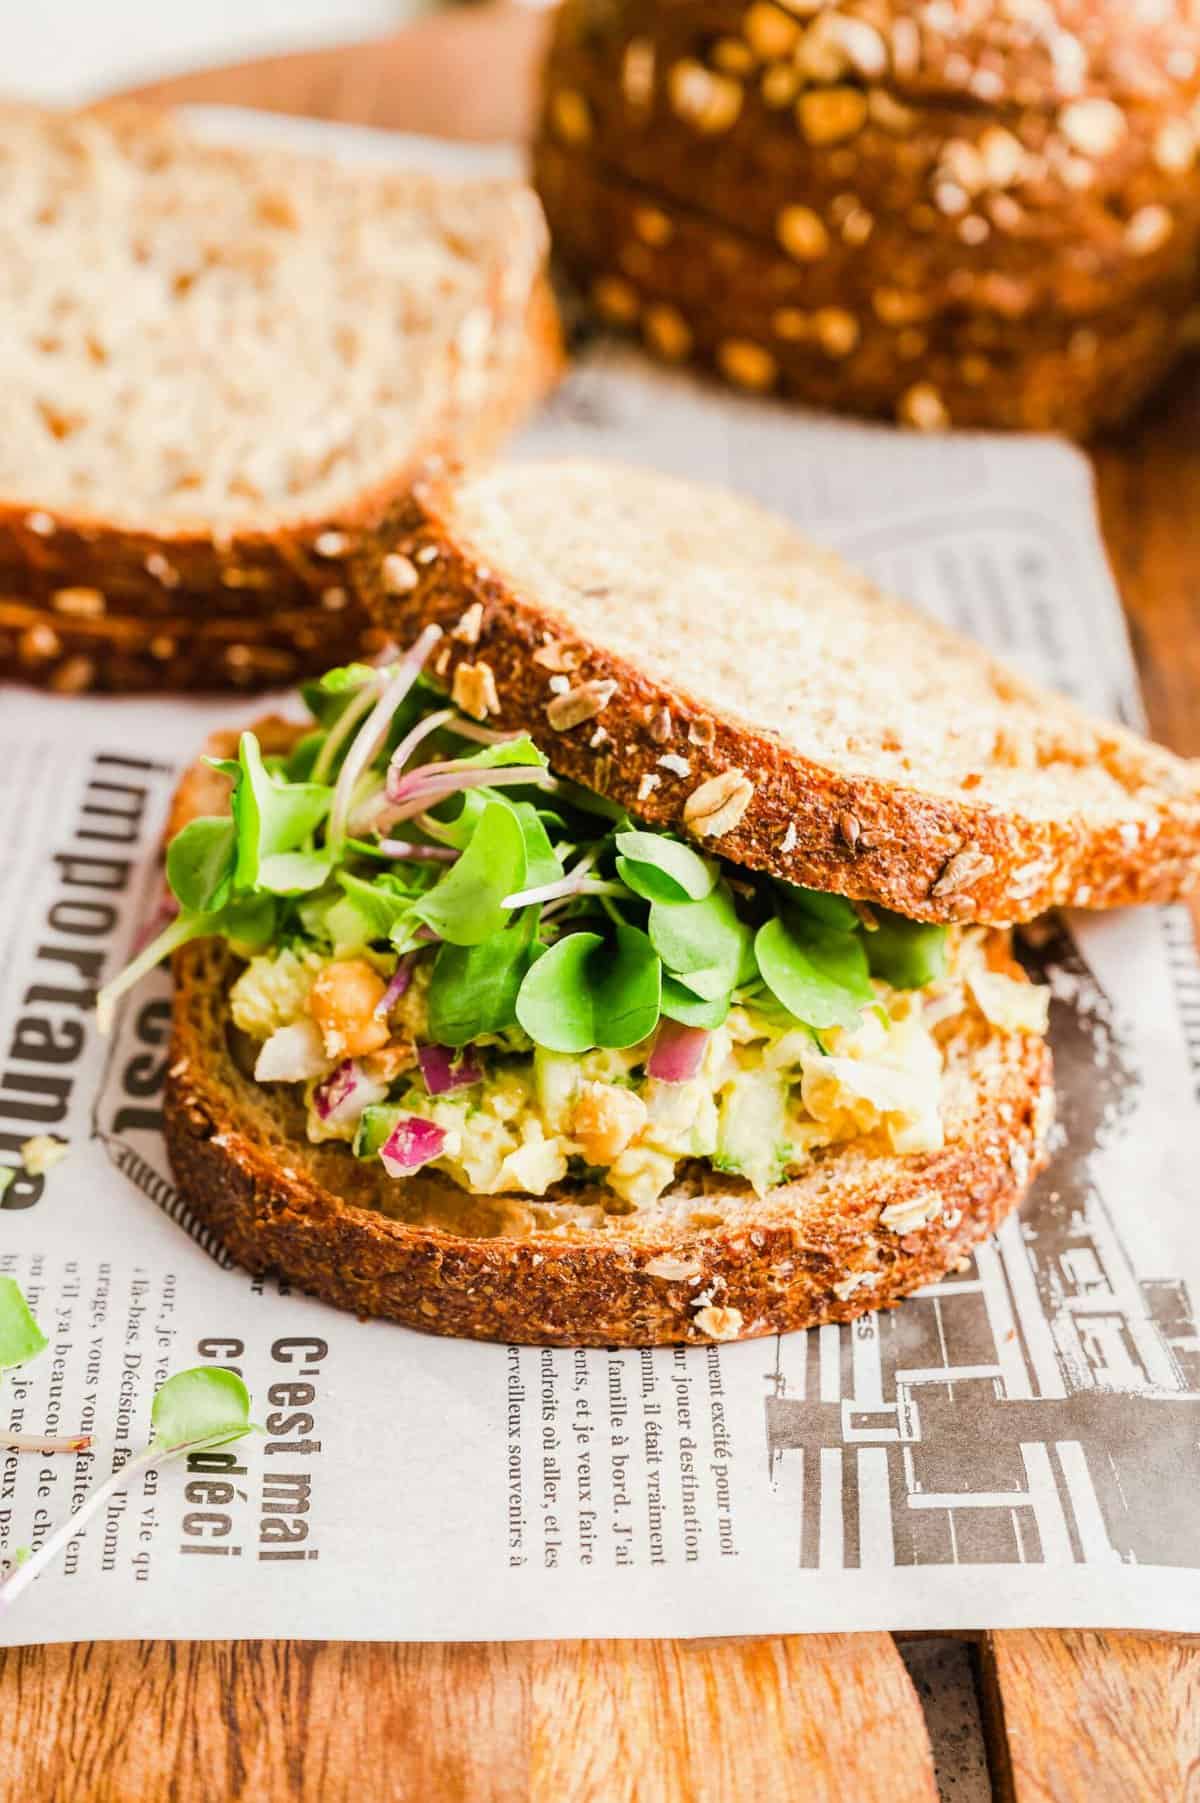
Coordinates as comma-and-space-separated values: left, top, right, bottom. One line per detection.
533, 137, 1191, 435
355, 458, 1200, 924
0, 105, 560, 690
534, 0, 1200, 432
164, 725, 1053, 1347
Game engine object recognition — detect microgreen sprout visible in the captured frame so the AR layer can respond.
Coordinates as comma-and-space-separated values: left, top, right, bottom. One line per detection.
0, 1367, 257, 1609
327, 625, 443, 850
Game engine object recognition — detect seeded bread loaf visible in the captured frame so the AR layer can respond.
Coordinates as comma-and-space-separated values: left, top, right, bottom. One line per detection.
541, 44, 1200, 315
164, 722, 1053, 1346
0, 104, 560, 690
355, 459, 1200, 925
534, 138, 1191, 431
535, 0, 1200, 430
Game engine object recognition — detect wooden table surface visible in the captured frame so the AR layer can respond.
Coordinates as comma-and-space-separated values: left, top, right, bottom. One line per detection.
4, 10, 1200, 1799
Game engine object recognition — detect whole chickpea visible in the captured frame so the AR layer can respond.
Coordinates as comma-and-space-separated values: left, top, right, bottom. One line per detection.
308, 960, 391, 1058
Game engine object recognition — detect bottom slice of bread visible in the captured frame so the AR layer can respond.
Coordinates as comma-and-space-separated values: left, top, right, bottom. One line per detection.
164, 931, 1053, 1346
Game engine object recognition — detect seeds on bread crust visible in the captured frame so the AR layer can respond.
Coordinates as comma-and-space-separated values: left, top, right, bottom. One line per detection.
931, 844, 996, 899
381, 553, 419, 595
692, 1304, 745, 1341
683, 768, 755, 838
546, 677, 619, 731
451, 659, 500, 719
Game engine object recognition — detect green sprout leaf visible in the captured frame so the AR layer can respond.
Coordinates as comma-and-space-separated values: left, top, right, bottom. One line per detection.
593, 925, 662, 1049
283, 729, 327, 782
660, 977, 731, 1029
516, 925, 661, 1053
754, 915, 874, 1031
509, 801, 565, 891
150, 1367, 255, 1454
864, 910, 949, 989
0, 1279, 48, 1374
517, 932, 602, 1054
615, 831, 716, 904
414, 799, 527, 947
648, 882, 752, 995
165, 817, 236, 913
300, 662, 378, 725
232, 733, 331, 892
1, 1366, 258, 1610
781, 883, 861, 933
453, 736, 548, 772
428, 913, 540, 1045
255, 850, 334, 896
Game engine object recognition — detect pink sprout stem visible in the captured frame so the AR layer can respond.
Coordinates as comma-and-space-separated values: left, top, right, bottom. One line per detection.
0, 1433, 92, 1456
385, 765, 558, 824
328, 625, 443, 849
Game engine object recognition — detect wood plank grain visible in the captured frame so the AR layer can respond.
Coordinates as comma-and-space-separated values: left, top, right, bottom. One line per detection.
0, 1634, 937, 1802
123, 3, 548, 145
981, 1630, 1200, 1802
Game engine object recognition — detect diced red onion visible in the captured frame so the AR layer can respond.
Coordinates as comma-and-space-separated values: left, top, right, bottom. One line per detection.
646, 1020, 710, 1084
380, 1114, 448, 1176
312, 1059, 388, 1125
418, 1044, 482, 1095
374, 953, 416, 1019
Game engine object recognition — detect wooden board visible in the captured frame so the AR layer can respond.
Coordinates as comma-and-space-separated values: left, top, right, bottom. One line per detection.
0, 11, 1192, 1797
982, 1630, 1200, 1802
0, 1634, 937, 1801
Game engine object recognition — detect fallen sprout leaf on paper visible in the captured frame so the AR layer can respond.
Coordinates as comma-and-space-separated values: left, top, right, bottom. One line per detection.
0, 1360, 259, 1609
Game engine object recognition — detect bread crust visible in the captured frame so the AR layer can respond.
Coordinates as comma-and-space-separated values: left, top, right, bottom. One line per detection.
533, 138, 1191, 434
354, 466, 1200, 926
541, 40, 1200, 316
537, 0, 1200, 432
547, 0, 1200, 113
0, 595, 385, 694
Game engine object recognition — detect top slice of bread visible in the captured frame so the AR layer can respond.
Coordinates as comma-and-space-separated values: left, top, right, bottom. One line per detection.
356, 457, 1200, 925
0, 105, 555, 567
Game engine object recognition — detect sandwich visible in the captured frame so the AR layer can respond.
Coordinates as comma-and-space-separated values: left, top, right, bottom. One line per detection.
100, 462, 1200, 1346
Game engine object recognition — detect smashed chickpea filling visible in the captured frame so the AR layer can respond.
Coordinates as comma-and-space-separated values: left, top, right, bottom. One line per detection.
230, 927, 1049, 1211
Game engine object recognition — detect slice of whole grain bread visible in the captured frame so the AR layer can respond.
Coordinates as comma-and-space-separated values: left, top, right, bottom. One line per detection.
355, 458, 1200, 925
0, 105, 560, 689
161, 721, 1053, 1347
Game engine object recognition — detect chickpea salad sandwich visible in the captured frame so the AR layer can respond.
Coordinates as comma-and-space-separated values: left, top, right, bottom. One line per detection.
101, 462, 1200, 1347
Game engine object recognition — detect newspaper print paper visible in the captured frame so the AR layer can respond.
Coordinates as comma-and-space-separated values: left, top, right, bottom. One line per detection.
0, 117, 1197, 1646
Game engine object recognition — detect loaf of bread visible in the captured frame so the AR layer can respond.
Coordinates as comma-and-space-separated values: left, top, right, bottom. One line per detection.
0, 105, 560, 691
535, 0, 1200, 431
534, 136, 1191, 432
